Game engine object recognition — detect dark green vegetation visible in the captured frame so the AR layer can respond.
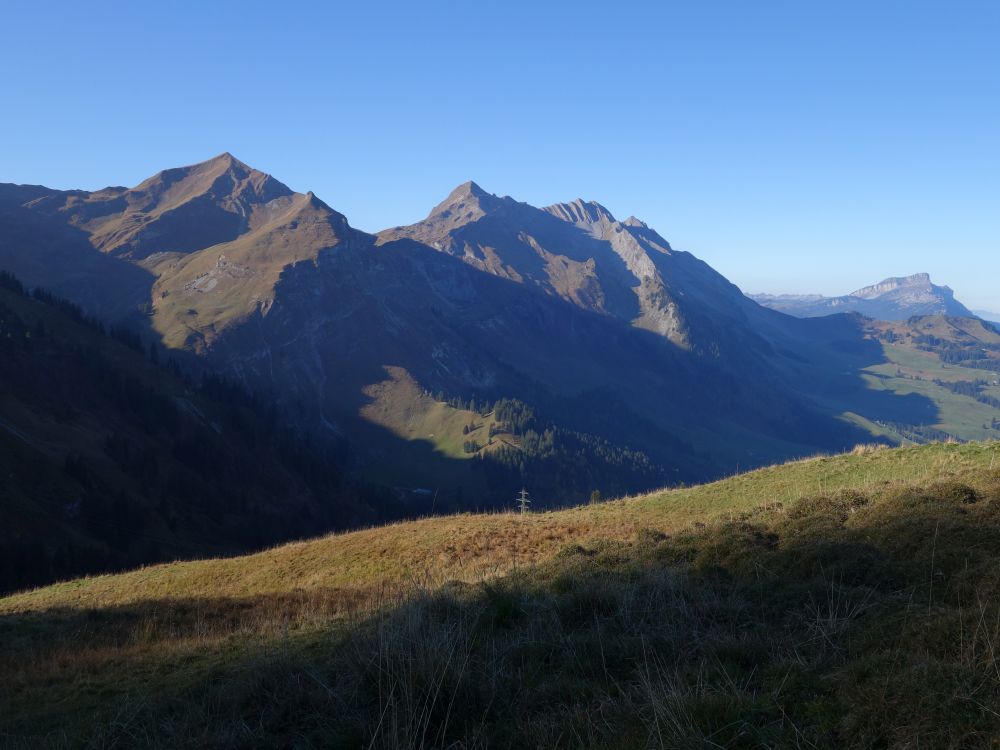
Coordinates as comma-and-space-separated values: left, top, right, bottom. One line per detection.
0, 273, 396, 594
2, 443, 1000, 747
933, 379, 1000, 410
449, 395, 671, 503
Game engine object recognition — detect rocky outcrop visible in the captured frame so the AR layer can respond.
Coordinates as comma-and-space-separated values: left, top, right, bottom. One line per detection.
752, 273, 976, 320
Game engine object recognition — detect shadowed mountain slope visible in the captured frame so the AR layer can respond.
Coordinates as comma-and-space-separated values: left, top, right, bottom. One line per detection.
379, 182, 775, 355
0, 273, 388, 595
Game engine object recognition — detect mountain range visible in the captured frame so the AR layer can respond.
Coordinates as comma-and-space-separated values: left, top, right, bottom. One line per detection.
751, 273, 977, 320
1, 154, 995, 521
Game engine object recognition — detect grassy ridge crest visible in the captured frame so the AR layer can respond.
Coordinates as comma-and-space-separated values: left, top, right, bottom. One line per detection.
4, 441, 1000, 748
4, 441, 997, 613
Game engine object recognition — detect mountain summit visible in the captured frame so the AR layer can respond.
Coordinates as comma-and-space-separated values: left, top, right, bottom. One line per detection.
0, 154, 365, 346
380, 182, 767, 352
752, 273, 976, 320
25, 152, 296, 260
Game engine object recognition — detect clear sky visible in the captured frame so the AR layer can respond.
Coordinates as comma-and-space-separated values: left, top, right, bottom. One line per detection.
2, 1, 997, 310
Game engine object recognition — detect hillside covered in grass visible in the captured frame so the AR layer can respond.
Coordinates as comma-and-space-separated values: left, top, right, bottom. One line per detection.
854, 316, 1000, 442
3, 442, 1000, 747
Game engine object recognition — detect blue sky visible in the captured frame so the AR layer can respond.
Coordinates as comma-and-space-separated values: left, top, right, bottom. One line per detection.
2, 1, 997, 309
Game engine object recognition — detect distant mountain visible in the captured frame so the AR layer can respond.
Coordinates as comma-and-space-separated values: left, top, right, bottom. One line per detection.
751, 273, 976, 320
5, 155, 989, 511
973, 309, 1000, 324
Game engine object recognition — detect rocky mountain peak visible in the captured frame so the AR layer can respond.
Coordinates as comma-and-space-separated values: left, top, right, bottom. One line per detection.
427, 181, 506, 221
446, 180, 489, 200
752, 272, 974, 320
544, 199, 617, 226
209, 151, 241, 166
131, 152, 293, 210
851, 273, 935, 300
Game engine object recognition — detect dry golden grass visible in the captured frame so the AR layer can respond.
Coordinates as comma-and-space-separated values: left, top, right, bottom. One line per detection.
4, 440, 997, 616
4, 440, 1000, 748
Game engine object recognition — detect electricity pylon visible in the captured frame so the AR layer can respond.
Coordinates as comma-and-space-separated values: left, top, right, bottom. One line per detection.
516, 487, 531, 514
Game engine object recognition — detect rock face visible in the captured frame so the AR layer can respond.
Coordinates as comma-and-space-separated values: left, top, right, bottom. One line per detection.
380, 183, 770, 358
0, 156, 878, 487
752, 273, 976, 320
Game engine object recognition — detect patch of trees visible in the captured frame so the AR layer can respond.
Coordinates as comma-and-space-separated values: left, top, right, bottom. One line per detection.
950, 359, 1000, 374
437, 393, 492, 416
879, 421, 956, 444
476, 397, 668, 506
493, 398, 537, 434
933, 379, 1000, 410
30, 286, 106, 333
0, 270, 25, 295
914, 333, 1000, 370
427, 386, 692, 507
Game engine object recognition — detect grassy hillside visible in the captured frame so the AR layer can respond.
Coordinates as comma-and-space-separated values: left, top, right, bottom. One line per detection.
355, 365, 508, 496
5, 441, 994, 611
3, 441, 1000, 747
859, 317, 1000, 442
813, 316, 1000, 446
361, 367, 510, 460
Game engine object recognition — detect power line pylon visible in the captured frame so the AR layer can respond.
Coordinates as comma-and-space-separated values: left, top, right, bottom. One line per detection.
516, 487, 531, 514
